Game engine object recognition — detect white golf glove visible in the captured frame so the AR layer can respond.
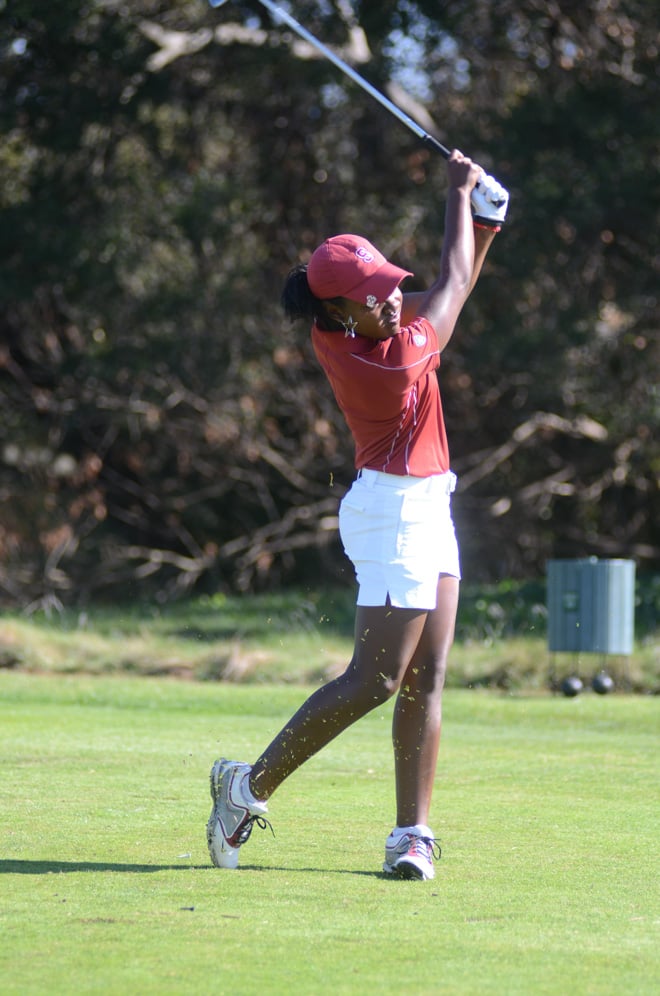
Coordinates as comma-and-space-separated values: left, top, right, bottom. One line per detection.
471, 172, 509, 228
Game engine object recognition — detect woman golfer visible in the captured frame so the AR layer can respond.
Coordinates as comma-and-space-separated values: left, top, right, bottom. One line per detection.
207, 150, 508, 880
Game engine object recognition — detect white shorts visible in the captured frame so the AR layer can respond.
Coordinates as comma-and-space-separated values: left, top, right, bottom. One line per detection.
338, 468, 461, 610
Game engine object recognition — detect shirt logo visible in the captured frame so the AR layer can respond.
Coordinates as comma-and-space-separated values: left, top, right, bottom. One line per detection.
355, 246, 375, 263
413, 333, 426, 346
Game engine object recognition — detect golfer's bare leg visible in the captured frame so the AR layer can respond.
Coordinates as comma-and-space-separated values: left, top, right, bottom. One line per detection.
392, 574, 459, 827
249, 603, 427, 800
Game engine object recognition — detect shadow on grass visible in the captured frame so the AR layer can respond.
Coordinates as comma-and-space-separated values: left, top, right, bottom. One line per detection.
0, 860, 201, 874
1, 859, 386, 878
242, 864, 387, 878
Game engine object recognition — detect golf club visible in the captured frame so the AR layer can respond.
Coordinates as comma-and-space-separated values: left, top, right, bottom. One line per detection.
207, 0, 451, 159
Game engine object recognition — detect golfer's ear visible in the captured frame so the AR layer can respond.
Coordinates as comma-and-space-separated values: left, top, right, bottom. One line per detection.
324, 302, 346, 325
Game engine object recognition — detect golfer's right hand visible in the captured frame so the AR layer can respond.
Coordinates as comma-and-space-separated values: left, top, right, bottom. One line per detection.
446, 149, 482, 195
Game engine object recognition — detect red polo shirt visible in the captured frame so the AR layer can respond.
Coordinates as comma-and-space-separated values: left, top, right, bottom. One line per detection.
311, 317, 450, 476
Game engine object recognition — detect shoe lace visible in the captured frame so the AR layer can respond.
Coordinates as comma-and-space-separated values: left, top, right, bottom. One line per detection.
236, 814, 274, 847
408, 835, 442, 863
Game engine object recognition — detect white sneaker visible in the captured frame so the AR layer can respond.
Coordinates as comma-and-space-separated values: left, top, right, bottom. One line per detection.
206, 759, 270, 868
383, 824, 441, 880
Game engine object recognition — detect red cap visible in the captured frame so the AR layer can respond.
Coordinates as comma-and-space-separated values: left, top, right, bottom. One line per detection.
307, 234, 413, 305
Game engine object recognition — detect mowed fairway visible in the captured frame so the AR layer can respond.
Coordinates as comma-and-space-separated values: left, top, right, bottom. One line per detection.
1, 672, 657, 995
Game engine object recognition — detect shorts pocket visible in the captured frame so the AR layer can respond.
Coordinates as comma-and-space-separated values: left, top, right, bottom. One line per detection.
338, 492, 371, 563
339, 486, 396, 566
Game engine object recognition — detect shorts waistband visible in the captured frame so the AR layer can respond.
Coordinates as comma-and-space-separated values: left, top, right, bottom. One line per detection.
357, 467, 457, 496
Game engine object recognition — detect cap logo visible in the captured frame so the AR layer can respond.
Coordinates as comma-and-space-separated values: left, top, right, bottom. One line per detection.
355, 246, 375, 263
366, 295, 378, 308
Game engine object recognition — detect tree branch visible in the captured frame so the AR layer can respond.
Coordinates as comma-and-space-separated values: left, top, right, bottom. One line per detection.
457, 412, 608, 490
138, 22, 214, 71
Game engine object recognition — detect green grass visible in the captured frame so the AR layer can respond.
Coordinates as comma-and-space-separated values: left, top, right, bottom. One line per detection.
1, 673, 658, 994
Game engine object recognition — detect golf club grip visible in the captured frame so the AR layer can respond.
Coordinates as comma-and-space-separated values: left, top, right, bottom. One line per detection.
422, 134, 451, 160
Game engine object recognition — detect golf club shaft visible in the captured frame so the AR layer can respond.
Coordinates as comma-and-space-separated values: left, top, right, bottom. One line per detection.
211, 0, 451, 159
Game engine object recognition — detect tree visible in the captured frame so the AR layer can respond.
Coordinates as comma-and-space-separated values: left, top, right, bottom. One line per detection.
0, 0, 657, 607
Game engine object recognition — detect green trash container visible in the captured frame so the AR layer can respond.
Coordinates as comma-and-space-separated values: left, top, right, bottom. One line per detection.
547, 557, 635, 655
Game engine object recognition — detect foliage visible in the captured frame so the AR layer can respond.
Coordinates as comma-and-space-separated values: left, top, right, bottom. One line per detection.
1, 576, 657, 691
1, 0, 658, 606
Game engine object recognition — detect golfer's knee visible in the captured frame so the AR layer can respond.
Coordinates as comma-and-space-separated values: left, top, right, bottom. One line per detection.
409, 654, 449, 695
341, 660, 401, 709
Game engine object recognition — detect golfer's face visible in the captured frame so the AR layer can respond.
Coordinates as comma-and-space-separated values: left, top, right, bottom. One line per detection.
344, 286, 404, 341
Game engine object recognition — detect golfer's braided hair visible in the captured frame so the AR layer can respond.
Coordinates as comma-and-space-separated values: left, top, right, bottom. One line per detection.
281, 264, 342, 331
